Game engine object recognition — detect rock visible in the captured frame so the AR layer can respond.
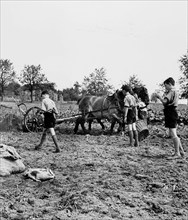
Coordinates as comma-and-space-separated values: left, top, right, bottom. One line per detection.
174, 209, 185, 216
149, 182, 164, 188
135, 174, 150, 180
55, 210, 71, 219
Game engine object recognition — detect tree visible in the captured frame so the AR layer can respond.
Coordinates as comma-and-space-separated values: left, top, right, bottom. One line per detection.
82, 67, 114, 96
179, 52, 188, 100
62, 87, 77, 101
73, 81, 82, 95
0, 59, 16, 101
61, 82, 82, 101
34, 82, 57, 101
19, 65, 48, 102
6, 81, 21, 96
124, 74, 145, 88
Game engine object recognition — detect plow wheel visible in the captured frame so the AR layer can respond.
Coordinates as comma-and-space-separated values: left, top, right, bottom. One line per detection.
24, 107, 44, 132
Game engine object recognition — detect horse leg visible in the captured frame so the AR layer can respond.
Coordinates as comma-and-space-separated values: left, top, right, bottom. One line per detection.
74, 117, 81, 134
88, 119, 93, 131
110, 118, 117, 134
118, 115, 125, 132
97, 119, 105, 130
80, 118, 87, 134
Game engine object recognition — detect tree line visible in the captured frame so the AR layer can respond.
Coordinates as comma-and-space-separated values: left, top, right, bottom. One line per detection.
0, 52, 187, 102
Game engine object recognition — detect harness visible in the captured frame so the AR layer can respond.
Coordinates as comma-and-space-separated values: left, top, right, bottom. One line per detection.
85, 95, 122, 120
101, 96, 107, 118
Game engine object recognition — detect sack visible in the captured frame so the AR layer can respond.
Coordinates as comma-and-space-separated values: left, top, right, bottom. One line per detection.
24, 168, 55, 182
0, 144, 25, 176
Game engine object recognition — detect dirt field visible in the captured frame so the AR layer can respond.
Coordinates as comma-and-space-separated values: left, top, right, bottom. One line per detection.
0, 102, 188, 220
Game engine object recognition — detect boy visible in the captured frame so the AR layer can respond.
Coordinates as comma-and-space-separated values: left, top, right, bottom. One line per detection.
35, 90, 61, 153
122, 85, 139, 147
155, 77, 184, 159
137, 97, 148, 121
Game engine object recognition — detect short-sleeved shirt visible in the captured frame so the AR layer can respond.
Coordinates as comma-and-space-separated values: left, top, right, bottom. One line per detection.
42, 97, 58, 114
164, 88, 179, 107
124, 94, 137, 108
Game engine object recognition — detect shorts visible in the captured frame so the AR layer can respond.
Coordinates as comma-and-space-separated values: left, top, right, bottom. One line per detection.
127, 107, 136, 124
164, 106, 178, 128
44, 112, 56, 128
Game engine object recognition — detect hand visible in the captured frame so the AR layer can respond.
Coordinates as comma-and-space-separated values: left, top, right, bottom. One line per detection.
155, 93, 161, 99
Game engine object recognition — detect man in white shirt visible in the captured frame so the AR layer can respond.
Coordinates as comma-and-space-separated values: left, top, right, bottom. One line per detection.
35, 90, 61, 153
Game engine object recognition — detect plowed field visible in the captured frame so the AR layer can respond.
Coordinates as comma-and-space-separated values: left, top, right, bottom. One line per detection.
0, 102, 188, 220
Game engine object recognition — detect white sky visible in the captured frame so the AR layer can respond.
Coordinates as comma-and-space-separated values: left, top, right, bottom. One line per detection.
1, 1, 187, 95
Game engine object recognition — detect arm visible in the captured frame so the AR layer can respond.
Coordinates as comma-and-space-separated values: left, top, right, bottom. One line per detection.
135, 106, 138, 120
124, 107, 128, 123
53, 106, 58, 115
52, 101, 58, 114
156, 94, 168, 106
41, 100, 47, 111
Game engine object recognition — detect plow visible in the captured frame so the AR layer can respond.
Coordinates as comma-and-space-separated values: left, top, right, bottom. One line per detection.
17, 102, 81, 133
17, 102, 124, 133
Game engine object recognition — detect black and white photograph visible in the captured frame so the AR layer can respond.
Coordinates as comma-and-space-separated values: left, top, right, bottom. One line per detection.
0, 0, 188, 219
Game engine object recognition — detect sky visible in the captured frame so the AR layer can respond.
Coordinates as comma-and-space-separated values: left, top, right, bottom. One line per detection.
1, 0, 187, 95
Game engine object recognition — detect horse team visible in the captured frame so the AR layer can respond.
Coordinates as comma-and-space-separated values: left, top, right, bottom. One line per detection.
74, 86, 149, 135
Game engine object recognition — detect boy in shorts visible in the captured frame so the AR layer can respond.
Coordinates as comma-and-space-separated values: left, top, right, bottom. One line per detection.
155, 77, 184, 159
122, 85, 139, 147
35, 90, 61, 153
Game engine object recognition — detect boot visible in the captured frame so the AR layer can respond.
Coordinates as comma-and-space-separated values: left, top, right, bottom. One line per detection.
52, 135, 61, 153
35, 133, 46, 150
128, 131, 134, 147
133, 130, 139, 147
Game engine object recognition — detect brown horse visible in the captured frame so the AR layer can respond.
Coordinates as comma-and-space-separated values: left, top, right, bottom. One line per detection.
74, 91, 124, 134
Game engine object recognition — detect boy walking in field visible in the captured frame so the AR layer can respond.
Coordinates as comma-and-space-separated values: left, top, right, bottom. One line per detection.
122, 85, 139, 147
35, 90, 61, 153
155, 77, 185, 159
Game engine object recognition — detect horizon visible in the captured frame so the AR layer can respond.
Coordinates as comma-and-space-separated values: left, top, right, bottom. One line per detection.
1, 1, 187, 95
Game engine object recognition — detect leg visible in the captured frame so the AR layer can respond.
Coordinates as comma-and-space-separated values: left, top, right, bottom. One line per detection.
113, 115, 124, 134
80, 118, 87, 134
128, 124, 134, 147
88, 119, 93, 131
117, 115, 125, 134
132, 123, 139, 147
170, 128, 185, 157
49, 128, 61, 153
122, 115, 125, 131
110, 118, 117, 134
35, 128, 47, 150
117, 122, 123, 133
74, 117, 81, 134
178, 139, 185, 156
169, 128, 181, 158
97, 119, 105, 130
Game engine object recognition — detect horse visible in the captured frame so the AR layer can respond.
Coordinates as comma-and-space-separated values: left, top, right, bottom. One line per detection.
101, 86, 150, 133
73, 90, 124, 134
